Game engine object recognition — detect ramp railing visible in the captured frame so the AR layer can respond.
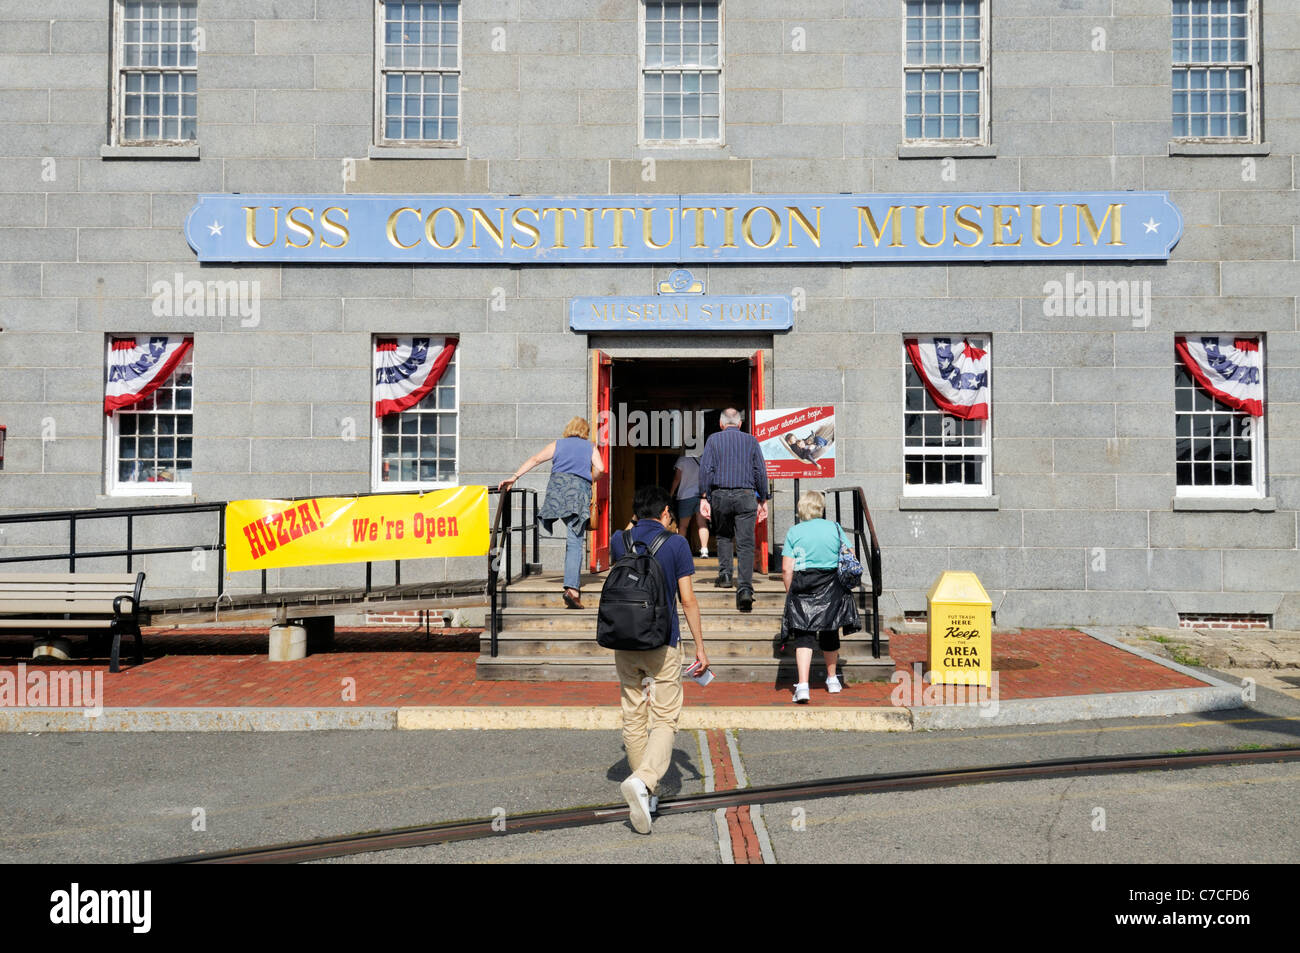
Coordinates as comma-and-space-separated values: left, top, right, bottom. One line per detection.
0, 500, 231, 588
0, 488, 527, 616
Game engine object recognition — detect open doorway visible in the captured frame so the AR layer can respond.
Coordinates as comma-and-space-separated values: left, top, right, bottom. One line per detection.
589, 352, 768, 572
609, 357, 749, 536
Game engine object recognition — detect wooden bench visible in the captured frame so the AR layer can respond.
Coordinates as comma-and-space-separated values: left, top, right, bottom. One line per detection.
0, 572, 145, 673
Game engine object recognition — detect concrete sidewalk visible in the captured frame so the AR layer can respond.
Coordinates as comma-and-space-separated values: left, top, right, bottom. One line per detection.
0, 625, 1249, 731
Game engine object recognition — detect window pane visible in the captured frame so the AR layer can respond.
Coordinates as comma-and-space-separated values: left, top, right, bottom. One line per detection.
905, 68, 981, 141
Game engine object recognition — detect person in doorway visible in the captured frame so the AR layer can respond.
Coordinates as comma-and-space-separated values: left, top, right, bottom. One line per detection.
611, 485, 707, 835
781, 490, 860, 703
698, 408, 769, 612
499, 416, 604, 609
669, 449, 710, 558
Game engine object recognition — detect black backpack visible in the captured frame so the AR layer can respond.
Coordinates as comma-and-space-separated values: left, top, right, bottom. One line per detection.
596, 528, 674, 651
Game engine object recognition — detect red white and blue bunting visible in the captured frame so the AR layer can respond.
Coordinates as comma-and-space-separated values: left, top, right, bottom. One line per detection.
904, 336, 990, 420
104, 336, 193, 416
1175, 335, 1263, 416
374, 336, 457, 417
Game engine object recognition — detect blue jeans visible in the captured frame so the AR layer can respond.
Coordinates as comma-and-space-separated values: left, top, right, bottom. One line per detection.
564, 519, 584, 591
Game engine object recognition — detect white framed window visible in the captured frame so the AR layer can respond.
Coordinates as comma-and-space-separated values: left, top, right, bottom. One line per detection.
903, 336, 991, 496
640, 1, 723, 145
1172, 0, 1260, 142
105, 337, 194, 497
1175, 336, 1265, 498
376, 0, 461, 146
902, 0, 988, 145
372, 337, 459, 491
110, 0, 198, 145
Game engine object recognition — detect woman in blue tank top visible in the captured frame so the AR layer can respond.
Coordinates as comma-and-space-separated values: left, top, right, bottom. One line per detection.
500, 417, 605, 608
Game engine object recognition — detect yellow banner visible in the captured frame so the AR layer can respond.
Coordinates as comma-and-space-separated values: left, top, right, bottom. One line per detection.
225, 487, 489, 572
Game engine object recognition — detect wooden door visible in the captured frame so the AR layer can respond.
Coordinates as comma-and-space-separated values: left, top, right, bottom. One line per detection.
589, 349, 612, 572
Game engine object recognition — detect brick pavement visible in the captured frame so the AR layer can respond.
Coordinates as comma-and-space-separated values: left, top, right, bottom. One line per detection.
0, 627, 1207, 709
704, 727, 764, 864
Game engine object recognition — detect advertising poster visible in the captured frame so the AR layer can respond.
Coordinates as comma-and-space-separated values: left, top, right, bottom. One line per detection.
754, 406, 836, 478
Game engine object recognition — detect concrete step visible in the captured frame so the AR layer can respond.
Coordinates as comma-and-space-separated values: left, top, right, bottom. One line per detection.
506, 572, 787, 596
499, 606, 790, 632
481, 631, 887, 660
476, 653, 896, 683
500, 591, 789, 612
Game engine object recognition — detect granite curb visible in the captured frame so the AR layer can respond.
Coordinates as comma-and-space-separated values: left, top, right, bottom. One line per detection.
0, 707, 399, 732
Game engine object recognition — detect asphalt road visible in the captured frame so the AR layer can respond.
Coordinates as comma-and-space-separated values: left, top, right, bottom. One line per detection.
2, 677, 1297, 865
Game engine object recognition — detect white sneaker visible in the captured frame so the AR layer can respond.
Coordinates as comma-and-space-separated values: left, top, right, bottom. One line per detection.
793, 683, 810, 704
699, 547, 708, 558
826, 675, 842, 694
621, 776, 653, 834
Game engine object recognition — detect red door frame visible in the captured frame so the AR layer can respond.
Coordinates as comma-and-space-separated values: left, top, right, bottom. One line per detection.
590, 350, 765, 574
589, 349, 612, 572
748, 349, 769, 574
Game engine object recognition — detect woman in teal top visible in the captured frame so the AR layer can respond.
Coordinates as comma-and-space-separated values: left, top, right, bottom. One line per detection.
781, 490, 860, 704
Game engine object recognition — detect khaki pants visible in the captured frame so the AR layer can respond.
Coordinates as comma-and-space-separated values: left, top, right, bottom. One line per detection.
614, 643, 683, 795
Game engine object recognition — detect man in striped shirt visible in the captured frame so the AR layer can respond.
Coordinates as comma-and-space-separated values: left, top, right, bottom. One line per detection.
698, 408, 770, 612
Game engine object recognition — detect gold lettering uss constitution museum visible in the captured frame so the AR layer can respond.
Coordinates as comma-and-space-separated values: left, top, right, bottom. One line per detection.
239, 202, 1126, 253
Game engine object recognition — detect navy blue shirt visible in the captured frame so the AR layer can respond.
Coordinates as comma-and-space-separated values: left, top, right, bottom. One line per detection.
610, 521, 695, 647
699, 426, 770, 502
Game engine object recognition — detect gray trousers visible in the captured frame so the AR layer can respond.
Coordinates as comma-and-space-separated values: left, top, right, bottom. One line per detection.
711, 488, 757, 592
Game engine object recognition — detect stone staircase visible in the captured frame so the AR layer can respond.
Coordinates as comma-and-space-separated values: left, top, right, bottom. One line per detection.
477, 557, 893, 683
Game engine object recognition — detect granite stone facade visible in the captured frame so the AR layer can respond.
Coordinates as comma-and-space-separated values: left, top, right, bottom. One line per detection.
0, 1, 1296, 627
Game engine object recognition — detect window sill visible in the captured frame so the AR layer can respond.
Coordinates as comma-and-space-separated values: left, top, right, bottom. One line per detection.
1168, 141, 1270, 157
101, 490, 196, 501
634, 143, 731, 160
897, 143, 996, 159
101, 144, 200, 160
368, 144, 467, 160
899, 495, 999, 511
1171, 496, 1275, 512
371, 481, 460, 494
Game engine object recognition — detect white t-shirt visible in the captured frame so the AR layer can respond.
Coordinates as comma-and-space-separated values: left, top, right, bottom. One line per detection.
674, 455, 700, 500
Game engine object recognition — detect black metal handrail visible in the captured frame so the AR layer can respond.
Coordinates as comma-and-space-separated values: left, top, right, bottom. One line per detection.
821, 485, 884, 658
0, 488, 518, 611
486, 486, 539, 657
0, 501, 234, 590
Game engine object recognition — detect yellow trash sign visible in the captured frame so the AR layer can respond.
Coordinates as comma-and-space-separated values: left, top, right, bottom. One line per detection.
927, 571, 993, 687
225, 486, 489, 572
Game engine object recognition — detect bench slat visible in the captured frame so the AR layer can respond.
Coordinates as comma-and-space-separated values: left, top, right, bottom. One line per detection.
0, 619, 114, 629
0, 591, 128, 600
0, 586, 136, 595
0, 573, 140, 584
0, 599, 121, 614
0, 580, 136, 588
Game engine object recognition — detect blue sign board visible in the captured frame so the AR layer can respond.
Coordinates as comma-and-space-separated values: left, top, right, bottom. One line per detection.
185, 192, 1182, 264
570, 294, 793, 332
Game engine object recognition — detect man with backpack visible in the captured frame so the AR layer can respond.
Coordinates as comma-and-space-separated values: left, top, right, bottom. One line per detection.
599, 485, 708, 835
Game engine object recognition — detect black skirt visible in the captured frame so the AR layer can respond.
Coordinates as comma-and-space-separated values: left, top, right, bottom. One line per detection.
782, 568, 861, 635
